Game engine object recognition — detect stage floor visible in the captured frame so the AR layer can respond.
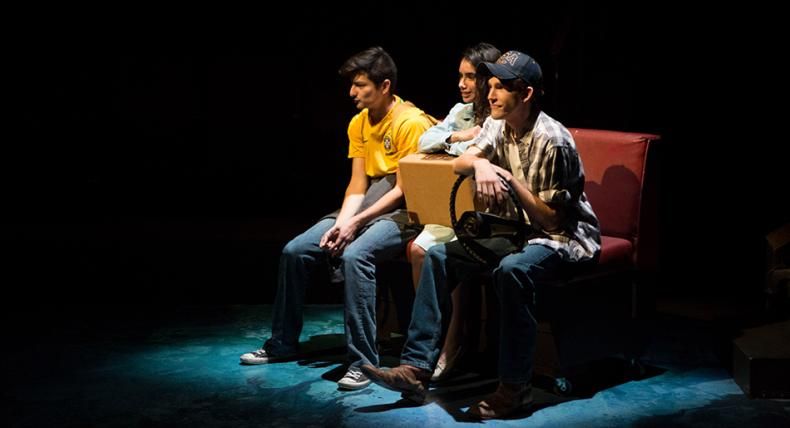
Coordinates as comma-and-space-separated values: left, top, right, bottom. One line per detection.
3, 305, 788, 427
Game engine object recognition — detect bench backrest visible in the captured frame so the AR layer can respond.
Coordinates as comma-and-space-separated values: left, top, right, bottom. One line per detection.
571, 128, 661, 271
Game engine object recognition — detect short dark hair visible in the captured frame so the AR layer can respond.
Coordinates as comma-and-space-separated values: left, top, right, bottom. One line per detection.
339, 46, 398, 93
502, 78, 542, 107
462, 42, 501, 125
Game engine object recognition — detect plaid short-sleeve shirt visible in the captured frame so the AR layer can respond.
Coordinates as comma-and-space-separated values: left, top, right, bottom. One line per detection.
472, 112, 601, 262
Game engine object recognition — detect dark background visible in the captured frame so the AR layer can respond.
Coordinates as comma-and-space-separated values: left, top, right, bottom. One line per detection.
3, 4, 786, 305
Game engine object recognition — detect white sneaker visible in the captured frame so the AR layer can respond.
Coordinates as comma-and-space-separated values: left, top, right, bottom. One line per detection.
337, 366, 371, 390
239, 348, 288, 365
240, 349, 275, 365
240, 347, 297, 365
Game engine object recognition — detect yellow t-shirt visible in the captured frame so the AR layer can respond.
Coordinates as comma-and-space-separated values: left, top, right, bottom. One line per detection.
347, 96, 436, 178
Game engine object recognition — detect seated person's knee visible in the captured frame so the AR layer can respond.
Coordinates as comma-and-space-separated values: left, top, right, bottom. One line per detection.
409, 241, 426, 266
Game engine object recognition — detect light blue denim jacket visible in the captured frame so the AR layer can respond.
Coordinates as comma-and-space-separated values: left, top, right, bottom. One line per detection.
417, 102, 477, 156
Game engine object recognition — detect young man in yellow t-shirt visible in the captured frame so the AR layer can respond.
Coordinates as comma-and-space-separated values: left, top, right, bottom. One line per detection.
240, 47, 435, 391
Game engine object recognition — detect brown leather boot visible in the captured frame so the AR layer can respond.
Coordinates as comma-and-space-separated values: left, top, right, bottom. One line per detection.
467, 382, 533, 419
361, 364, 431, 403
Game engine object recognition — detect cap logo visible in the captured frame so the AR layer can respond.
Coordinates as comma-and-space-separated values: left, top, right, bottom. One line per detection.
497, 51, 520, 66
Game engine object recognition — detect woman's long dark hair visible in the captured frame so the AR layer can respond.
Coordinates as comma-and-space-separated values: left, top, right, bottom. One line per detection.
461, 42, 501, 125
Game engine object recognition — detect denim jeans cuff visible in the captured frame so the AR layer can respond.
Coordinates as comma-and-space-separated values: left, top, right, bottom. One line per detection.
263, 338, 298, 356
400, 359, 432, 371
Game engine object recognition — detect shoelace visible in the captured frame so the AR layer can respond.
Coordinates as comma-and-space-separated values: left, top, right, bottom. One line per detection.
344, 368, 364, 381
252, 350, 268, 358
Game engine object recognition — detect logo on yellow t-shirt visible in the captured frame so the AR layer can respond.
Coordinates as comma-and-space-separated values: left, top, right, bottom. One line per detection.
383, 132, 393, 152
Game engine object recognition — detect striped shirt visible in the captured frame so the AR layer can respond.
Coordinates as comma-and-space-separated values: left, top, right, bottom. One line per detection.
472, 112, 601, 262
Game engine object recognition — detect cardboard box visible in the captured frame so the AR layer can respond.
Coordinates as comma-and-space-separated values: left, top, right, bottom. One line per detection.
733, 320, 790, 398
399, 153, 477, 227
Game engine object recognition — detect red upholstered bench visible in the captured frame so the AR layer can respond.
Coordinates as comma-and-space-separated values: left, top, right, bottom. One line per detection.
573, 128, 661, 280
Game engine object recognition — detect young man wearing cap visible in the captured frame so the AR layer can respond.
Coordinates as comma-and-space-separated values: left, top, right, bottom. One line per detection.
362, 50, 600, 419
240, 47, 435, 391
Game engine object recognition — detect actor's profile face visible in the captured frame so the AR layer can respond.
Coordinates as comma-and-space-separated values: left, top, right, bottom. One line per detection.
458, 59, 478, 104
349, 72, 384, 110
487, 77, 519, 120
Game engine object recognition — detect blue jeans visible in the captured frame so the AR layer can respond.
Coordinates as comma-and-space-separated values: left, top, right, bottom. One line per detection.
264, 217, 412, 368
400, 240, 562, 383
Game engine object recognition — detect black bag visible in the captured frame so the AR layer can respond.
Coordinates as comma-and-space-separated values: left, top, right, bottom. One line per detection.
450, 173, 535, 265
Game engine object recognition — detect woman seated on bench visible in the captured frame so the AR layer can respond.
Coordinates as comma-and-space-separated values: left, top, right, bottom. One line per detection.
409, 42, 500, 381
